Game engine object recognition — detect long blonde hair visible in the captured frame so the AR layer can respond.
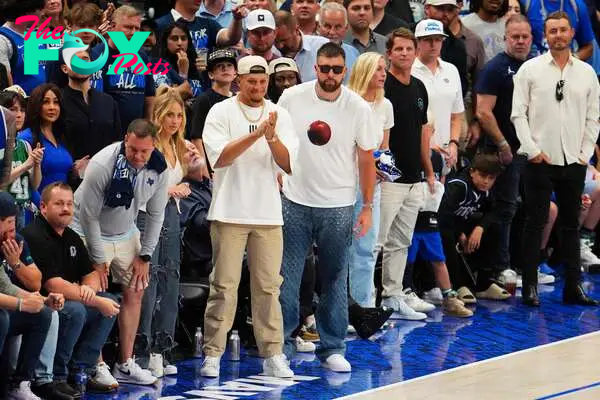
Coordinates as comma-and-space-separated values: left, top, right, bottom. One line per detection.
347, 52, 385, 103
153, 85, 188, 175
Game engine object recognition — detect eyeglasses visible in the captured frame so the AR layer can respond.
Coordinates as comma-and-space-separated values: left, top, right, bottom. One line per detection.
555, 80, 565, 102
317, 65, 345, 74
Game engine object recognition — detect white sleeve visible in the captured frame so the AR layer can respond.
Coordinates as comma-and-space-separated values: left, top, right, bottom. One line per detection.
0, 36, 13, 72
451, 68, 465, 114
202, 102, 231, 168
274, 107, 299, 175
355, 100, 378, 151
383, 98, 394, 130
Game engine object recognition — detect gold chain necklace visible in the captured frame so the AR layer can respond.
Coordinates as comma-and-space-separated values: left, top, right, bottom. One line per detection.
236, 96, 266, 123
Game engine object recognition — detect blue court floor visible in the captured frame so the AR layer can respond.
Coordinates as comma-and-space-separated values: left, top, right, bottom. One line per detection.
88, 274, 600, 400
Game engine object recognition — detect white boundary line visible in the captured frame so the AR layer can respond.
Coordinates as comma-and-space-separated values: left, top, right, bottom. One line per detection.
337, 330, 600, 399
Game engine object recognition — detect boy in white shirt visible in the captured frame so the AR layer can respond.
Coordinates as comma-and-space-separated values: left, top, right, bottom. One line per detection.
200, 56, 298, 378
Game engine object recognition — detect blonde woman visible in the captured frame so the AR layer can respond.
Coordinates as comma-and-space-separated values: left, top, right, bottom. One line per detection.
347, 52, 393, 308
137, 86, 190, 378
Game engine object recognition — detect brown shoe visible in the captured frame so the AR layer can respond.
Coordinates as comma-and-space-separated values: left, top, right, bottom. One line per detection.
300, 326, 320, 342
443, 297, 474, 318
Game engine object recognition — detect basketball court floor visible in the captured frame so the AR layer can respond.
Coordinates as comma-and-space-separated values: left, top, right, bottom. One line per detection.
88, 274, 600, 400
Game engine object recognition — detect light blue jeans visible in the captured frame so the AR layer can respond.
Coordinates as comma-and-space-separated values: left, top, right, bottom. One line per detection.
349, 184, 381, 307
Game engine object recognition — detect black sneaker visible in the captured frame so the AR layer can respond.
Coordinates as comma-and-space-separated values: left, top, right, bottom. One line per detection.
32, 381, 82, 400
349, 304, 393, 340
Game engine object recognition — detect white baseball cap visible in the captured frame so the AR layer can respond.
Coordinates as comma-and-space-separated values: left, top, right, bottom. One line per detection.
269, 58, 299, 75
425, 0, 458, 6
238, 55, 270, 75
246, 9, 276, 31
415, 19, 448, 38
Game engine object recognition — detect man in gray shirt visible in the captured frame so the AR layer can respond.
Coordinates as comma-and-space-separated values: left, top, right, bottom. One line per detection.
71, 119, 169, 385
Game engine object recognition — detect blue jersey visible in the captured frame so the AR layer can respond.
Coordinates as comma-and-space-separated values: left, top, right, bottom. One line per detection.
0, 26, 49, 95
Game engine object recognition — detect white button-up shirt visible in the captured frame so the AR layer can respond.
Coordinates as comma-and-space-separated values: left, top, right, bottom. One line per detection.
511, 52, 600, 165
411, 58, 464, 148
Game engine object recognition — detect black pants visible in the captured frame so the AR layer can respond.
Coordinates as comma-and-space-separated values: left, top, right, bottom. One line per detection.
519, 162, 586, 286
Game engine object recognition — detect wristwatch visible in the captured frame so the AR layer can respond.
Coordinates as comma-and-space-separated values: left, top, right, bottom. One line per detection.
139, 255, 151, 263
11, 261, 22, 270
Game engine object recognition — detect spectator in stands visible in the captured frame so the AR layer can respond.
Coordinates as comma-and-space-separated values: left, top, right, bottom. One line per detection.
268, 57, 301, 103
42, 0, 66, 29
274, 11, 329, 81
344, 0, 387, 54
65, 2, 103, 45
462, 0, 508, 62
197, 0, 236, 28
579, 166, 600, 267
505, 0, 520, 19
60, 49, 122, 189
317, 2, 361, 80
385, 0, 416, 24
140, 19, 158, 56
155, 21, 206, 100
70, 119, 169, 385
347, 52, 393, 308
371, 0, 410, 35
0, 192, 60, 400
291, 0, 320, 35
0, 0, 48, 95
200, 56, 297, 379
90, 6, 155, 134
439, 154, 510, 302
138, 87, 190, 379
244, 9, 280, 62
18, 84, 78, 194
0, 105, 16, 190
23, 183, 121, 394
512, 11, 600, 306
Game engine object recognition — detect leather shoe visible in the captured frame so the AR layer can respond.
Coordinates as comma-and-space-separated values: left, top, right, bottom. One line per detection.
563, 284, 599, 305
349, 304, 393, 340
522, 285, 540, 307
32, 381, 81, 400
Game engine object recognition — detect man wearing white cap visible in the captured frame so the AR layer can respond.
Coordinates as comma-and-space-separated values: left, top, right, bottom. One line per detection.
246, 9, 281, 63
411, 19, 465, 173
268, 57, 301, 103
200, 55, 298, 379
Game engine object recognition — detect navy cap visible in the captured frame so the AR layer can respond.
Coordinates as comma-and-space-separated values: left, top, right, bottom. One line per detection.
0, 192, 17, 219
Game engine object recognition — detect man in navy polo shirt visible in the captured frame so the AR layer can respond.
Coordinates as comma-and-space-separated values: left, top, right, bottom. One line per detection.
90, 5, 155, 135
475, 14, 532, 275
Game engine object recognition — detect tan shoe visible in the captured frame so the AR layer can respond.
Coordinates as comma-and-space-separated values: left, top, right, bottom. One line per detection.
457, 286, 477, 304
443, 296, 474, 318
476, 283, 511, 300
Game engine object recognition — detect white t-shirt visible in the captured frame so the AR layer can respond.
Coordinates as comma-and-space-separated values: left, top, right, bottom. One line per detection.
278, 81, 377, 208
461, 13, 505, 62
411, 58, 464, 148
369, 98, 395, 148
203, 96, 298, 225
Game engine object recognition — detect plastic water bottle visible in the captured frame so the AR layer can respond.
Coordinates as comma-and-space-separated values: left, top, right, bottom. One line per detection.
228, 330, 241, 361
74, 370, 88, 394
194, 327, 203, 358
500, 269, 517, 296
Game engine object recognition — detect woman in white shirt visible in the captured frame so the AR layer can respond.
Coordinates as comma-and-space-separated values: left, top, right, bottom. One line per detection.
347, 52, 394, 308
137, 86, 191, 378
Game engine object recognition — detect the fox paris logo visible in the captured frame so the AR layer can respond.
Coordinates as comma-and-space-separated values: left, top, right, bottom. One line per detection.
17, 15, 171, 76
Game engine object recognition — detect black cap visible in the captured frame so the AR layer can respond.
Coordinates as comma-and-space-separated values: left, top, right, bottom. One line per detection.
207, 49, 237, 72
0, 192, 17, 219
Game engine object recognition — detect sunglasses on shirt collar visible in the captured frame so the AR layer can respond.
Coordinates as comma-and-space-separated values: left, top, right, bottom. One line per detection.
556, 80, 565, 102
317, 65, 345, 74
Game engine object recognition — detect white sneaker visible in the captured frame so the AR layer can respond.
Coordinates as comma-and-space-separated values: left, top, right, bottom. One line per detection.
91, 362, 119, 390
148, 353, 164, 378
263, 354, 294, 378
164, 363, 178, 376
321, 354, 351, 372
538, 271, 555, 285
422, 288, 443, 305
581, 241, 600, 266
382, 296, 427, 321
7, 381, 41, 400
403, 290, 435, 313
200, 356, 221, 378
295, 336, 316, 353
347, 325, 356, 334
113, 358, 157, 385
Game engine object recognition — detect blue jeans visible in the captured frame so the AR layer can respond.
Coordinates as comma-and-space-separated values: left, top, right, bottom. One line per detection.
491, 155, 526, 269
138, 200, 181, 360
349, 184, 381, 307
280, 196, 353, 361
0, 306, 53, 383
35, 310, 59, 385
54, 294, 118, 380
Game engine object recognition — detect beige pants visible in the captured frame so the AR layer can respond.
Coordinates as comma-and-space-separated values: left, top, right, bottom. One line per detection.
203, 222, 284, 358
82, 231, 141, 286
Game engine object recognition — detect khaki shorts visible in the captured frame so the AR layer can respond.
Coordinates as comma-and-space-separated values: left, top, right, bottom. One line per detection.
83, 231, 141, 286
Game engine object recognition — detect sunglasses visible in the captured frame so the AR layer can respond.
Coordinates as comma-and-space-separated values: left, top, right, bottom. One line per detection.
556, 80, 565, 102
317, 65, 344, 74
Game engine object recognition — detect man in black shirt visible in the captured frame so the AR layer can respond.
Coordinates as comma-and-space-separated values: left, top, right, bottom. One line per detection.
60, 49, 122, 189
190, 49, 237, 176
22, 183, 121, 394
379, 28, 436, 320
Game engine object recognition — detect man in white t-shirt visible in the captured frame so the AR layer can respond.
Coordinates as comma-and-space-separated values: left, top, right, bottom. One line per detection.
461, 0, 506, 62
278, 42, 377, 372
200, 56, 298, 378
411, 19, 465, 173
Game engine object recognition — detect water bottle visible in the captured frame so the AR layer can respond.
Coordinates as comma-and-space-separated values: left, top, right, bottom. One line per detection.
228, 330, 241, 361
74, 370, 88, 395
194, 327, 203, 358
